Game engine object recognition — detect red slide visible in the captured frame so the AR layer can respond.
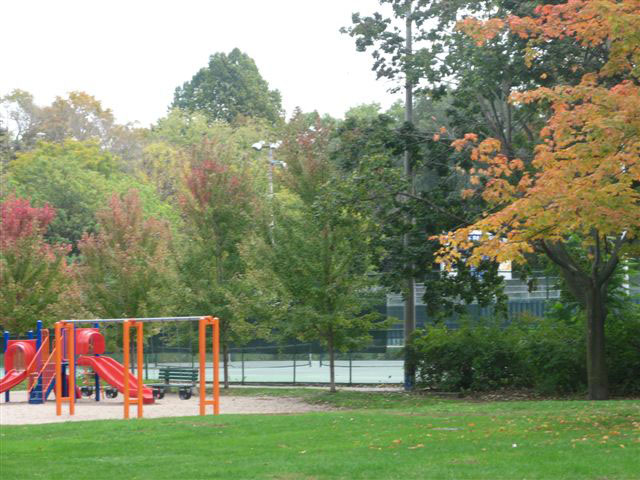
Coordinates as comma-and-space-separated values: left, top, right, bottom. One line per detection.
1, 339, 37, 393
77, 355, 155, 404
0, 369, 29, 393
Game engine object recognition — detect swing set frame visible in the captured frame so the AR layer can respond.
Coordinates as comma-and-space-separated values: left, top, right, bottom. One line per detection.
55, 316, 220, 420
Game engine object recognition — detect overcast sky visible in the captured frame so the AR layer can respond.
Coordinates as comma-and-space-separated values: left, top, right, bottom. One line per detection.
2, 0, 402, 127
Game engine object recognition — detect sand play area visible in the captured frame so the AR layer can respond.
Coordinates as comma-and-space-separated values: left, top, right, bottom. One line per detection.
0, 390, 330, 426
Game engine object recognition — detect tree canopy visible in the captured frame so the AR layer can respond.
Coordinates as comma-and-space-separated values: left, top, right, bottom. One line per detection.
0, 196, 75, 332
244, 113, 389, 392
77, 190, 177, 319
437, 0, 640, 400
172, 48, 283, 124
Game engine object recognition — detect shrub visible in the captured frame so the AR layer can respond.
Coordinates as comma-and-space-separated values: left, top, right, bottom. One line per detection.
511, 315, 586, 395
606, 303, 640, 395
409, 318, 527, 392
409, 306, 639, 395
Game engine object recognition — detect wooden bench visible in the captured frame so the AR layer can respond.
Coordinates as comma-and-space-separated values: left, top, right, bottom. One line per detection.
149, 366, 198, 400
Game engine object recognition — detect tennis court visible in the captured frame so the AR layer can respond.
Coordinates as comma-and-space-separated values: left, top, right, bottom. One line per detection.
141, 359, 404, 385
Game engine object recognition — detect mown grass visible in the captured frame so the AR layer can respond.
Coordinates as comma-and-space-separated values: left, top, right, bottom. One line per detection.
1, 390, 638, 479
220, 387, 436, 410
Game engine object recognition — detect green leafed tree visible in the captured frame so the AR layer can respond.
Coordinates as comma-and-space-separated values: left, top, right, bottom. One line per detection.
340, 0, 616, 322
172, 48, 283, 124
5, 140, 119, 250
5, 139, 181, 253
244, 113, 389, 392
331, 106, 508, 321
1, 90, 148, 167
179, 136, 266, 388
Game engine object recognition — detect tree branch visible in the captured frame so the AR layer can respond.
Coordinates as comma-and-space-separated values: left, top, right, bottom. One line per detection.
539, 240, 585, 276
591, 228, 601, 279
597, 231, 628, 287
396, 191, 473, 224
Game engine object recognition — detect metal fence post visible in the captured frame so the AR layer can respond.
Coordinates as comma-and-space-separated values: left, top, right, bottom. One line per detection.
241, 349, 245, 385
3, 331, 9, 402
349, 352, 353, 386
93, 322, 101, 402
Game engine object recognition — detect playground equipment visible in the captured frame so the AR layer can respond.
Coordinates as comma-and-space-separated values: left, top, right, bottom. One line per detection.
72, 326, 156, 405
55, 316, 220, 420
0, 338, 36, 393
1, 321, 57, 404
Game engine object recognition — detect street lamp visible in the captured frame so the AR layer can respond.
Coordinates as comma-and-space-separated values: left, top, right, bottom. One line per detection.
252, 141, 285, 242
251, 141, 285, 200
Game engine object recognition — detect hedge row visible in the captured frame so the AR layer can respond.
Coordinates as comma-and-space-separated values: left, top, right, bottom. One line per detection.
407, 305, 640, 395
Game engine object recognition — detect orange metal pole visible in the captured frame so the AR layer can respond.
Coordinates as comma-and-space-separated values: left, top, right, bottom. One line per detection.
55, 322, 62, 416
123, 320, 130, 420
199, 317, 206, 416
213, 316, 220, 415
136, 321, 143, 418
67, 323, 75, 416
197, 316, 219, 416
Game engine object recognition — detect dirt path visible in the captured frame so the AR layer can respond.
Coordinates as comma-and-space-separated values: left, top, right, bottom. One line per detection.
0, 391, 330, 425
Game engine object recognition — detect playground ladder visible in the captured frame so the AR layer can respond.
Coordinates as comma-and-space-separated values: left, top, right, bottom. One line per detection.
28, 345, 57, 404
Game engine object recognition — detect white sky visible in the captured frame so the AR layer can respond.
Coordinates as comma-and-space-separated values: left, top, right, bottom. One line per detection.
2, 0, 401, 127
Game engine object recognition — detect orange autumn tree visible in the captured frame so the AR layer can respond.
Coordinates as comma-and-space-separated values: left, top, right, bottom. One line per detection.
437, 0, 640, 400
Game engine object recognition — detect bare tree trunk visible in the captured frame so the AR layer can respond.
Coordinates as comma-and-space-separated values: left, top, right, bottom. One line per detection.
539, 239, 617, 400
560, 271, 610, 399
328, 330, 336, 393
585, 284, 609, 400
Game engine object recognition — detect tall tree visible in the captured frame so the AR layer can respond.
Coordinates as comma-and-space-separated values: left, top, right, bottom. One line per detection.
172, 48, 283, 124
1, 90, 148, 167
77, 190, 176, 319
438, 0, 640, 400
341, 0, 615, 322
5, 140, 119, 250
1, 90, 41, 154
38, 91, 116, 143
245, 113, 388, 393
0, 196, 73, 333
344, 0, 605, 149
344, 0, 424, 389
332, 111, 508, 319
0, 123, 11, 167
5, 139, 178, 252
179, 136, 263, 388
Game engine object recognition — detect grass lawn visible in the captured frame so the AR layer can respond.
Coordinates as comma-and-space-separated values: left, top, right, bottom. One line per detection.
1, 389, 638, 479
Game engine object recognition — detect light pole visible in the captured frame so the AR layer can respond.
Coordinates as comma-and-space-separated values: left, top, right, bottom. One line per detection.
252, 141, 285, 241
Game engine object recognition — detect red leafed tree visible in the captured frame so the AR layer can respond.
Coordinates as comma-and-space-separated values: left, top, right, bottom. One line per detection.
0, 195, 72, 333
440, 1, 640, 400
77, 190, 176, 319
179, 138, 258, 388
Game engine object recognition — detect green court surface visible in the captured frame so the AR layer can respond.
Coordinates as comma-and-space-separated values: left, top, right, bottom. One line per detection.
143, 360, 404, 384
